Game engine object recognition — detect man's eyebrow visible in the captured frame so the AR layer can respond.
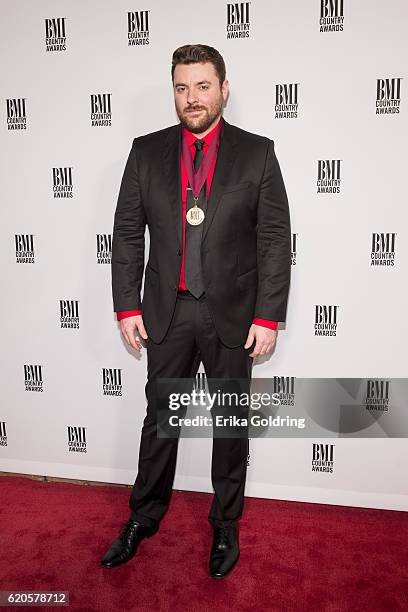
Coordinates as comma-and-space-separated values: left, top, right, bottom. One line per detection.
174, 80, 212, 87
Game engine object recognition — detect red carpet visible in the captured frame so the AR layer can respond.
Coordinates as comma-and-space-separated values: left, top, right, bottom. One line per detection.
0, 475, 407, 611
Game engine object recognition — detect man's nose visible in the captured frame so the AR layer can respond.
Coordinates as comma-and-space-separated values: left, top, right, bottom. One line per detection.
186, 88, 199, 105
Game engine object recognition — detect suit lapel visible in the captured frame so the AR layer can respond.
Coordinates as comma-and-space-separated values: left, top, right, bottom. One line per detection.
163, 123, 183, 249
162, 117, 238, 247
202, 118, 237, 242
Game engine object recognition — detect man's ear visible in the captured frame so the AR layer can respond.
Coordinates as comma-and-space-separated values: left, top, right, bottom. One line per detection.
222, 79, 230, 103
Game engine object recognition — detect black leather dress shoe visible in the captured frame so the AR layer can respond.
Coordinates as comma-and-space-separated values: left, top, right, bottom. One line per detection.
101, 518, 157, 569
209, 522, 240, 578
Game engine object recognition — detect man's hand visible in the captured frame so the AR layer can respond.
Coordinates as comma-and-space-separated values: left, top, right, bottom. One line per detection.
244, 324, 277, 357
119, 314, 148, 352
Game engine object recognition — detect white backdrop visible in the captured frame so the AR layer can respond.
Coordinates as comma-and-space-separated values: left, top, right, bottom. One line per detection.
1, 0, 407, 511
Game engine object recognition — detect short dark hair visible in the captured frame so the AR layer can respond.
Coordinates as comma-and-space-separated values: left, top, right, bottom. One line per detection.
171, 44, 226, 88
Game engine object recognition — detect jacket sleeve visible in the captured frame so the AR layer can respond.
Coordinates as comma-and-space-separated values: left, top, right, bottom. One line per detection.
254, 139, 291, 322
111, 139, 147, 312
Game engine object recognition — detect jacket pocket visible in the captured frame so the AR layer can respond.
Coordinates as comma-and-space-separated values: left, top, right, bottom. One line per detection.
237, 266, 257, 290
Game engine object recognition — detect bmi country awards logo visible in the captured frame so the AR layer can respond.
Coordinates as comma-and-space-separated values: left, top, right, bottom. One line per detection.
6, 98, 27, 131
364, 379, 390, 412
291, 233, 297, 266
314, 305, 339, 336
376, 78, 402, 115
90, 94, 112, 127
319, 0, 344, 32
53, 168, 73, 199
127, 11, 150, 45
24, 365, 43, 392
60, 300, 79, 329
311, 443, 335, 473
371, 233, 396, 267
0, 422, 7, 447
275, 84, 299, 119
45, 18, 66, 52
317, 160, 341, 193
15, 234, 34, 263
102, 368, 123, 396
226, 3, 250, 39
97, 234, 112, 264
272, 377, 295, 406
67, 426, 87, 453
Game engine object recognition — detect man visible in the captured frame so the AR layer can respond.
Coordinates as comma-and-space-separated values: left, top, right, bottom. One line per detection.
101, 44, 291, 578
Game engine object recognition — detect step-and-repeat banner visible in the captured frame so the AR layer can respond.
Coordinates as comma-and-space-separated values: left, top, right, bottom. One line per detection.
1, 1, 407, 511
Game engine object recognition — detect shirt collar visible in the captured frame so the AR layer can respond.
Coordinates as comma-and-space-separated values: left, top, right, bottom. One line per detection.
182, 115, 223, 148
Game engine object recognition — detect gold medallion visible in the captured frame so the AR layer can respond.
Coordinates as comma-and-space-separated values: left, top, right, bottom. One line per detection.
186, 202, 205, 225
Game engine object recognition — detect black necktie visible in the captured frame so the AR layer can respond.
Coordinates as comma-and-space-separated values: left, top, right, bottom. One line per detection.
184, 139, 207, 299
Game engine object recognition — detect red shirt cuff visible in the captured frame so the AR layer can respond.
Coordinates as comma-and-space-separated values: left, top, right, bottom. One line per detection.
116, 310, 142, 321
252, 318, 278, 330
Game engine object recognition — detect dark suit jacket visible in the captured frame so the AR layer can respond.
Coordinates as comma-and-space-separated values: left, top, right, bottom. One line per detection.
111, 117, 291, 348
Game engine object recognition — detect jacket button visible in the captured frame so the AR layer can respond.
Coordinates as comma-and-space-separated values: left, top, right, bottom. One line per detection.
177, 249, 181, 256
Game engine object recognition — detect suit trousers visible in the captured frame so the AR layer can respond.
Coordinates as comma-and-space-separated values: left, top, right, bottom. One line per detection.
129, 290, 254, 530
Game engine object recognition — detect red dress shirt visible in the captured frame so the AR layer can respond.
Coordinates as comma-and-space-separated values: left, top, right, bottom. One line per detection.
116, 118, 277, 331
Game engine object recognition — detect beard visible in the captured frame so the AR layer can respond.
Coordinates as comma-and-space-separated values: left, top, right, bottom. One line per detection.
177, 95, 224, 134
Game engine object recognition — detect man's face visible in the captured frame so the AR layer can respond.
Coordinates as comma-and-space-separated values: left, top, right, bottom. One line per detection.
173, 62, 228, 134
